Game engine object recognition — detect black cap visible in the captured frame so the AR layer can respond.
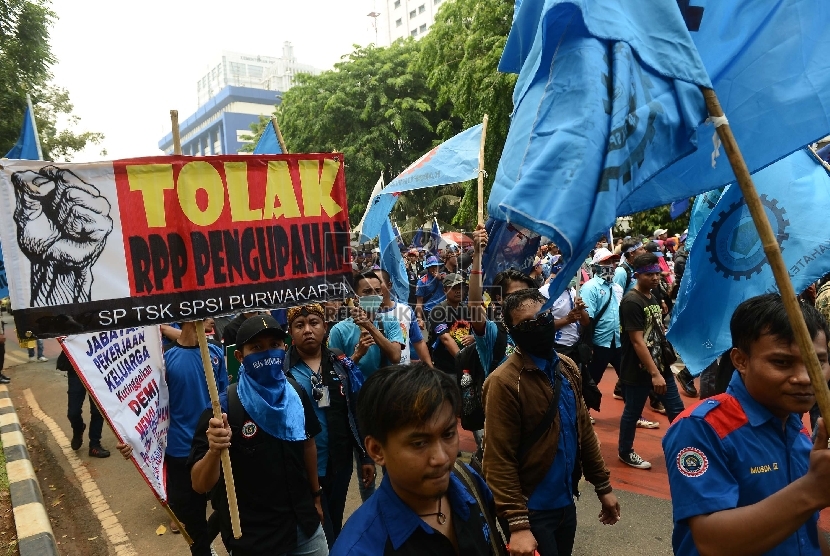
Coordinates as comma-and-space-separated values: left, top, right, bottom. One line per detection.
235, 315, 286, 346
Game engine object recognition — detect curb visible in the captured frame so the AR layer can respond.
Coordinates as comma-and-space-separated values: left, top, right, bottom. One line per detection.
0, 385, 59, 556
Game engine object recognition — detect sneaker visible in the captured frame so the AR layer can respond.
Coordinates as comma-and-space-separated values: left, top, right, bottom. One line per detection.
613, 383, 624, 400
650, 400, 667, 414
676, 367, 699, 398
28, 356, 35, 362
636, 418, 660, 429
619, 451, 652, 469
0, 374, 10, 384
71, 425, 85, 450
38, 356, 48, 362
89, 445, 110, 458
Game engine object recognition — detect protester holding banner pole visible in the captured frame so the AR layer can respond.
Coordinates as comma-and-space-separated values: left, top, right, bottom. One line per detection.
189, 315, 329, 556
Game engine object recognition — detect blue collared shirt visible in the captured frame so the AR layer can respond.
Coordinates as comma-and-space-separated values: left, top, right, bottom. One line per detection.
526, 354, 577, 510
663, 371, 819, 555
580, 276, 622, 348
332, 467, 495, 555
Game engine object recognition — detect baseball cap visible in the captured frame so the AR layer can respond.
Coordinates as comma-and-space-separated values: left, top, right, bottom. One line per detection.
235, 315, 287, 346
424, 255, 441, 268
592, 248, 619, 265
443, 273, 466, 288
654, 228, 668, 237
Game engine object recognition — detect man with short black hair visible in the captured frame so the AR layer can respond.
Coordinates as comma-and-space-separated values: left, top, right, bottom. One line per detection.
332, 363, 506, 555
664, 294, 830, 555
483, 288, 619, 556
190, 315, 328, 556
618, 253, 685, 470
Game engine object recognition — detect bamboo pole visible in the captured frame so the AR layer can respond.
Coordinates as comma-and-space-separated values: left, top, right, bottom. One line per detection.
271, 116, 288, 154
702, 89, 830, 421
162, 504, 193, 544
477, 114, 489, 227
170, 110, 243, 539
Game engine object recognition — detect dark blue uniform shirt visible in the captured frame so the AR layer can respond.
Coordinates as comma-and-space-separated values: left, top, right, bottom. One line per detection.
663, 371, 819, 555
331, 465, 497, 555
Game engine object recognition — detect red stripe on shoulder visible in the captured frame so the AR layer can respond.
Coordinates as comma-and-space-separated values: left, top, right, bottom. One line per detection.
801, 425, 811, 439
672, 399, 706, 423
703, 394, 748, 439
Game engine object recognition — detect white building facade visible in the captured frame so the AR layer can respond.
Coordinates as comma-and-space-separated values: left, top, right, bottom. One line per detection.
379, 0, 446, 45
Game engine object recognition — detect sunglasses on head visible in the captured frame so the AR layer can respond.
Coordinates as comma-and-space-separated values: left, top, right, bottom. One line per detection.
510, 310, 554, 333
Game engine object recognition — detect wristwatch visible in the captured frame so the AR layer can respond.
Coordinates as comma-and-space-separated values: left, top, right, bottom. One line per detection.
311, 487, 323, 498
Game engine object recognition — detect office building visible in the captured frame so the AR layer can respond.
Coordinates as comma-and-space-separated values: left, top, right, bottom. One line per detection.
379, 0, 445, 45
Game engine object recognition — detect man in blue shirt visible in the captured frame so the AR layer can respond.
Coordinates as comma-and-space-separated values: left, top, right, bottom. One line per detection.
415, 256, 446, 321
328, 271, 404, 379
663, 294, 830, 555
332, 362, 506, 556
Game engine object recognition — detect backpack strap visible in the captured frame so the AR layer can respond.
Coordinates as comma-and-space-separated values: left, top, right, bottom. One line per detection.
227, 383, 244, 431
452, 462, 507, 556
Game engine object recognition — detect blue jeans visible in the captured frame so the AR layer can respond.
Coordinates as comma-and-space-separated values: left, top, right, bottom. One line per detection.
528, 503, 577, 556
28, 339, 44, 359
619, 377, 685, 455
231, 525, 328, 556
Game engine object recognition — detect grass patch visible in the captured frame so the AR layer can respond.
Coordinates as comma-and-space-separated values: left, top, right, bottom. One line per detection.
0, 435, 8, 491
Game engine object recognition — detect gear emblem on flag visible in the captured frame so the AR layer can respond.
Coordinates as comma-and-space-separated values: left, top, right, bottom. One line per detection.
706, 194, 789, 280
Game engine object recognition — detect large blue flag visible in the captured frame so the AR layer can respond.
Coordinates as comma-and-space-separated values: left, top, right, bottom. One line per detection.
360, 124, 484, 241
4, 102, 41, 160
626, 0, 830, 216
252, 120, 283, 155
379, 220, 410, 303
685, 187, 723, 252
490, 0, 711, 306
668, 149, 830, 375
0, 243, 8, 299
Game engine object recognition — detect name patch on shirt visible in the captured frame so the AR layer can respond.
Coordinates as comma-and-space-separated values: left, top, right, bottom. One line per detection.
750, 463, 779, 474
676, 447, 708, 478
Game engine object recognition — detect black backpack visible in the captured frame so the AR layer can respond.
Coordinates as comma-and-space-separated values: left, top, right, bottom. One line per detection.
455, 325, 508, 431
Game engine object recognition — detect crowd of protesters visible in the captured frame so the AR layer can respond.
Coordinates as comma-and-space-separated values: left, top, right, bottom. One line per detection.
26, 223, 830, 556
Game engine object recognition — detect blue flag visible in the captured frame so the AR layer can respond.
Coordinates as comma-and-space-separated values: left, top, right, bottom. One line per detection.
4, 102, 41, 160
481, 218, 542, 285
393, 224, 406, 251
428, 219, 442, 255
619, 0, 830, 215
668, 149, 830, 375
360, 124, 484, 241
685, 187, 724, 251
489, 0, 711, 306
669, 198, 690, 220
252, 120, 283, 155
379, 220, 410, 303
0, 242, 8, 299
411, 228, 424, 249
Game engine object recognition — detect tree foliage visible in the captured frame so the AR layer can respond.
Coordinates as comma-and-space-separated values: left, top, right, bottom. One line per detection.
417, 0, 516, 228
268, 41, 458, 225
621, 204, 691, 238
0, 0, 104, 161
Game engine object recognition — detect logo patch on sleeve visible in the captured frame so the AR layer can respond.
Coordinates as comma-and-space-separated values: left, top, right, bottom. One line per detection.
676, 447, 708, 477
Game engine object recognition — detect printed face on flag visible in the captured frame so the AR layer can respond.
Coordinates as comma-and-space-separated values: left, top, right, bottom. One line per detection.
0, 154, 353, 337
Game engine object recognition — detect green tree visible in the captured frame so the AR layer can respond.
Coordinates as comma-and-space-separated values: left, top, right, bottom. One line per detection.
1, 0, 104, 161
417, 0, 516, 228
620, 203, 691, 238
252, 41, 457, 225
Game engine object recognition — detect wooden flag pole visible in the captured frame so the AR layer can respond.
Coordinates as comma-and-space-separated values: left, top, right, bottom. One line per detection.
477, 114, 489, 227
271, 116, 288, 153
702, 89, 830, 422
170, 110, 243, 539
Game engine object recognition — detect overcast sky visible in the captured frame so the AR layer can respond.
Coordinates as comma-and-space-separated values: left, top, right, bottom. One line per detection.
47, 0, 381, 161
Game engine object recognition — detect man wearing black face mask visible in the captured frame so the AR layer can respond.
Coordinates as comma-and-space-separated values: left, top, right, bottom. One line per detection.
482, 289, 619, 556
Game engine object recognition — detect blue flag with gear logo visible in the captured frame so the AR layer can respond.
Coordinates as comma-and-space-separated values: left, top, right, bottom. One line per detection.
685, 187, 723, 252
489, 0, 710, 308
668, 149, 830, 375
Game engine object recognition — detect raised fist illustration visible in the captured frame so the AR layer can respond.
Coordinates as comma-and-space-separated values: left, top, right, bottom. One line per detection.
11, 166, 113, 307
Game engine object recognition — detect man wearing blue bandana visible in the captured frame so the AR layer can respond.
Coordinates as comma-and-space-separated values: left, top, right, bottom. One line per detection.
189, 315, 328, 556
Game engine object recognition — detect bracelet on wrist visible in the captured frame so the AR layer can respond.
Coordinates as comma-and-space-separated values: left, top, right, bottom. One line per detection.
311, 487, 323, 498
